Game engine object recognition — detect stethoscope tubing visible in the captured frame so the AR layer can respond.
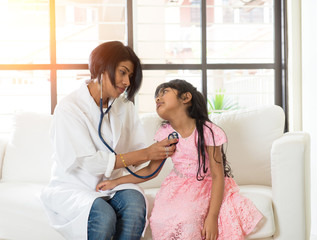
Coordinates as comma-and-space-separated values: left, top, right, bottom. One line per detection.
98, 98, 166, 179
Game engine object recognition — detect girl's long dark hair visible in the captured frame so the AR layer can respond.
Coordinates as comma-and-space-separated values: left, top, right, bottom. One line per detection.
155, 79, 233, 180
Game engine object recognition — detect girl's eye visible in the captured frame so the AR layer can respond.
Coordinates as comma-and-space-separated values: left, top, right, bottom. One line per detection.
160, 90, 165, 96
156, 88, 168, 98
120, 70, 126, 75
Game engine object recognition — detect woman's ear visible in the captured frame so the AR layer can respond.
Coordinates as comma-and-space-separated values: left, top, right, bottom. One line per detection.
98, 72, 105, 84
181, 92, 192, 104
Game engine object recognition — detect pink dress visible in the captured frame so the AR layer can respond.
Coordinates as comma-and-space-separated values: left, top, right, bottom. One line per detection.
149, 122, 263, 240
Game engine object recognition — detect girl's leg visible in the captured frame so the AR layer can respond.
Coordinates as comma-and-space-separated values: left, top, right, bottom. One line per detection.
87, 197, 116, 240
108, 189, 146, 240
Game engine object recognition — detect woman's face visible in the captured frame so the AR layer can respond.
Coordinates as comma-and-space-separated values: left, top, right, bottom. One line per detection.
102, 60, 134, 100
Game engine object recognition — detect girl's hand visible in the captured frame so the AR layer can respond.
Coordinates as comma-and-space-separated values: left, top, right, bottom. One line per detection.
146, 138, 178, 161
96, 180, 118, 191
202, 214, 219, 240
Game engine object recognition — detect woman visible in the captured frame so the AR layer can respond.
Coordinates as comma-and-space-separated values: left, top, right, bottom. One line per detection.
40, 41, 177, 240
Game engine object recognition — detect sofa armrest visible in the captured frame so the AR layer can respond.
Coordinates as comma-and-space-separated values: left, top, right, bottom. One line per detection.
271, 132, 310, 240
0, 137, 8, 180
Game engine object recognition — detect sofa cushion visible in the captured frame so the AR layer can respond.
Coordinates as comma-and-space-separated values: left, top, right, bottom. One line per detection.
139, 113, 171, 189
0, 182, 64, 240
1, 112, 54, 183
210, 105, 285, 186
139, 113, 163, 147
240, 185, 275, 239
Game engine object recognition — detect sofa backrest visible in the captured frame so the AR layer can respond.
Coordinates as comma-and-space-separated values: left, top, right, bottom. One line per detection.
138, 113, 175, 189
139, 105, 285, 187
0, 105, 285, 187
211, 105, 285, 186
1, 112, 54, 183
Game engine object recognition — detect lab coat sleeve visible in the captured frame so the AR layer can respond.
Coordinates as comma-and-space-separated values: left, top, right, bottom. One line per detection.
77, 151, 116, 177
51, 103, 115, 176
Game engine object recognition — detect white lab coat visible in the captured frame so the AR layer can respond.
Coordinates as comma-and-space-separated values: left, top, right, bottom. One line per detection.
40, 83, 148, 240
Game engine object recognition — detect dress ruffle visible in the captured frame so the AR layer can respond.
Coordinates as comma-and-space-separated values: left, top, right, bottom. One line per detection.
150, 173, 262, 240
217, 178, 263, 239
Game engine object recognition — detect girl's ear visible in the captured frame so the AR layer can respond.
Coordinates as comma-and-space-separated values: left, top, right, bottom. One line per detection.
181, 92, 192, 104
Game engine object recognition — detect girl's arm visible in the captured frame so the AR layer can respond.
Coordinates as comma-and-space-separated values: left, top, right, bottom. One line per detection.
202, 145, 225, 240
96, 159, 165, 191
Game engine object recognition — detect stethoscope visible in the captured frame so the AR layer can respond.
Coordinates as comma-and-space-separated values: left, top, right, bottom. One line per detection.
97, 80, 178, 179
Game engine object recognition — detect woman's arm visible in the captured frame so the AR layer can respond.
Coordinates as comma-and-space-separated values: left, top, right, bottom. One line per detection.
202, 146, 225, 240
113, 138, 177, 169
96, 160, 164, 191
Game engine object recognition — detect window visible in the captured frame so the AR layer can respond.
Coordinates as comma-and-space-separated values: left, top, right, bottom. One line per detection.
134, 0, 285, 118
0, 0, 286, 135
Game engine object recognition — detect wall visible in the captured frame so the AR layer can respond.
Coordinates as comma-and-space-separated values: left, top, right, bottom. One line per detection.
301, 0, 317, 238
288, 0, 316, 238
287, 0, 302, 132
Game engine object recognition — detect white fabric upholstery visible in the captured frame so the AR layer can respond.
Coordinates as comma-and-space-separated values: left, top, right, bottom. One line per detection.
1, 112, 53, 183
210, 106, 285, 186
0, 105, 310, 240
0, 183, 64, 240
271, 132, 311, 240
239, 186, 275, 239
0, 137, 7, 179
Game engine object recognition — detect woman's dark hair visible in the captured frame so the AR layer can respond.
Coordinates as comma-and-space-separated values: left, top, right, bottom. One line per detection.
89, 41, 142, 101
155, 79, 233, 180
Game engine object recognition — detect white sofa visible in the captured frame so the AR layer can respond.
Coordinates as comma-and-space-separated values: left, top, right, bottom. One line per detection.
0, 105, 311, 240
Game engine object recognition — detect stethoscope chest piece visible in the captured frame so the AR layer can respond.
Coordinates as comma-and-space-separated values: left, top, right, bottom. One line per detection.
168, 132, 179, 145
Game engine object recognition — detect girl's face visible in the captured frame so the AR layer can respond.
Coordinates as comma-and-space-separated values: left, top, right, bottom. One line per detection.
155, 87, 182, 119
102, 60, 134, 99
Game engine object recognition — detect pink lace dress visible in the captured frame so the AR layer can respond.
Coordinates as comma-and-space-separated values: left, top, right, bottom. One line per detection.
149, 122, 263, 240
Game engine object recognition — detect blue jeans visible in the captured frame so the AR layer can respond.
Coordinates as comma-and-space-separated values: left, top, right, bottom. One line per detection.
87, 189, 146, 240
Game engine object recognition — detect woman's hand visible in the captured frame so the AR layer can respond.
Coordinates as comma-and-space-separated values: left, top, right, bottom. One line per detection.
96, 180, 118, 191
146, 138, 178, 161
202, 214, 219, 240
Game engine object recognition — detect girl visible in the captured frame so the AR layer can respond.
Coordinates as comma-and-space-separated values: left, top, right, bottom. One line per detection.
97, 79, 263, 240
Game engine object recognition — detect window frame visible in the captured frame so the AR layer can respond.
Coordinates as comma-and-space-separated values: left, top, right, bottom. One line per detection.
0, 0, 287, 129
